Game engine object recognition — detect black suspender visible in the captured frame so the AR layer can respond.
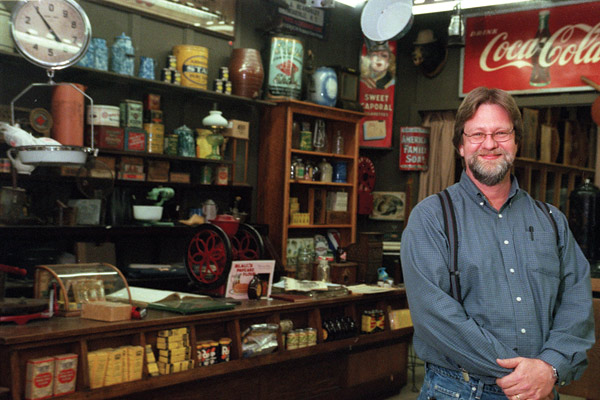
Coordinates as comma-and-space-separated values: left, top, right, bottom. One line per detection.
436, 189, 558, 305
436, 189, 463, 305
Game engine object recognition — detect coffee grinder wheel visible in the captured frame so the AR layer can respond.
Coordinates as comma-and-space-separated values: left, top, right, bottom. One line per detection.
186, 224, 233, 290
231, 223, 265, 261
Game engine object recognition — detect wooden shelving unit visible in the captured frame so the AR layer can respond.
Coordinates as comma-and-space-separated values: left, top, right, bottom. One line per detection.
257, 100, 364, 269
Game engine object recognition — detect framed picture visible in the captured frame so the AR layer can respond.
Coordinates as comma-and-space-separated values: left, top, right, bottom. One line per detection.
91, 0, 236, 38
370, 192, 405, 221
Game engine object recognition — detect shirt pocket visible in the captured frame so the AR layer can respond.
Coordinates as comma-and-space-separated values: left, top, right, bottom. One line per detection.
523, 230, 561, 279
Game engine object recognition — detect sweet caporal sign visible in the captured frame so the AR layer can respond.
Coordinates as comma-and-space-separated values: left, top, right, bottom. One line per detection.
461, 1, 600, 95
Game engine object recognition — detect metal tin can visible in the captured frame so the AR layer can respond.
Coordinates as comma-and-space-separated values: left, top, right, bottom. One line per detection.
86, 105, 120, 127
167, 54, 177, 70
306, 327, 317, 346
161, 68, 173, 83
286, 330, 299, 350
299, 130, 312, 151
297, 329, 308, 348
213, 79, 224, 93
225, 81, 232, 95
173, 71, 182, 85
165, 134, 178, 156
200, 165, 212, 184
218, 337, 231, 363
119, 100, 144, 128
216, 165, 228, 185
219, 66, 229, 80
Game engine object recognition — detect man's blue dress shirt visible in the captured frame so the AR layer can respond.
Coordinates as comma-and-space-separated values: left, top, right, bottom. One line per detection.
401, 171, 595, 386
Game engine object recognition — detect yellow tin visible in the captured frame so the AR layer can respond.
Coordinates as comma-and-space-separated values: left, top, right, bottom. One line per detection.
172, 45, 209, 89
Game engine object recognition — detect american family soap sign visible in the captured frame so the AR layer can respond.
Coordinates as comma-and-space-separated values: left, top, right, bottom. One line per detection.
461, 1, 600, 95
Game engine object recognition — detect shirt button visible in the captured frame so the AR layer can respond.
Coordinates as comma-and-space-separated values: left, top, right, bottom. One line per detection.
516, 297, 522, 302
521, 328, 527, 334
498, 214, 503, 218
480, 202, 484, 206
504, 240, 509, 245
509, 268, 515, 273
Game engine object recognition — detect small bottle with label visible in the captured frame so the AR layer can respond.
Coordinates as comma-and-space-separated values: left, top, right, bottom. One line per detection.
295, 158, 305, 180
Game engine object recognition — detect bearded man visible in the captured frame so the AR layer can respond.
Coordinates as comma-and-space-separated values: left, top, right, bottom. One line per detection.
401, 87, 594, 400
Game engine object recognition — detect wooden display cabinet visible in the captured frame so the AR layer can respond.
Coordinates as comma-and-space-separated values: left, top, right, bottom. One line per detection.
257, 100, 364, 270
0, 290, 413, 400
513, 106, 597, 217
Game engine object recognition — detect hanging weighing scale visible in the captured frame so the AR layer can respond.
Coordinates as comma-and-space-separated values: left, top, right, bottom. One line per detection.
1, 0, 93, 324
9, 0, 97, 165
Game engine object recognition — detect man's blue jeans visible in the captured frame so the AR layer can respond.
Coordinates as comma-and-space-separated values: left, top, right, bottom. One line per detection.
417, 363, 559, 400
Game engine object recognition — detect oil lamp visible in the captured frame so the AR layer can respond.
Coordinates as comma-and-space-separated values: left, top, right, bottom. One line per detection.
202, 103, 228, 160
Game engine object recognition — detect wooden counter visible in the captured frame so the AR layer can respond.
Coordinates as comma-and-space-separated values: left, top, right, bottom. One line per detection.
0, 290, 413, 400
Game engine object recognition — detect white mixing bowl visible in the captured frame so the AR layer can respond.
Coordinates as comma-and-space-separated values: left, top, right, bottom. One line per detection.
133, 205, 163, 221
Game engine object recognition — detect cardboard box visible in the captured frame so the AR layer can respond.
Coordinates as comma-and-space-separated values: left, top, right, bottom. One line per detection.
81, 301, 131, 322
124, 128, 147, 152
25, 356, 54, 400
223, 119, 249, 140
147, 160, 169, 182
169, 172, 190, 183
53, 353, 78, 396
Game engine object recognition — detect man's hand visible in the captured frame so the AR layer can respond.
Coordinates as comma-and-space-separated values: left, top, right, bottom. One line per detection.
495, 357, 556, 400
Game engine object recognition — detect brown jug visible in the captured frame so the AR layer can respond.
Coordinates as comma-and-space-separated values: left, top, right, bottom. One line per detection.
229, 48, 264, 99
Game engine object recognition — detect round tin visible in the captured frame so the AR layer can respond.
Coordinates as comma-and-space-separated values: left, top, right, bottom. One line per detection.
286, 331, 299, 350
86, 105, 120, 127
306, 327, 317, 346
297, 329, 308, 348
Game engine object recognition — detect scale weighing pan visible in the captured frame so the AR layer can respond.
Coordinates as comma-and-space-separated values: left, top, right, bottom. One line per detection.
361, 0, 413, 42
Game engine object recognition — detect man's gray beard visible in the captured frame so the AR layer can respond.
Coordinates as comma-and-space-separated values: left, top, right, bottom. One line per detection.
468, 150, 514, 186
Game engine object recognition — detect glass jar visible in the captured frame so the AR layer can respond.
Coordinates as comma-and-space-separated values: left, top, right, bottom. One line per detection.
296, 246, 313, 280
316, 258, 330, 282
319, 159, 333, 182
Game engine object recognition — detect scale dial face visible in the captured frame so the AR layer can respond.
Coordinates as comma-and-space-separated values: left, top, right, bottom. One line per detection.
11, 0, 92, 70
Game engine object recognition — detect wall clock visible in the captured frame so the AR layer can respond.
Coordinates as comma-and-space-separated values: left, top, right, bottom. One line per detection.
10, 0, 92, 70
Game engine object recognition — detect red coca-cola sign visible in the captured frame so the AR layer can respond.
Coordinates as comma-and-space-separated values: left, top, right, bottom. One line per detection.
462, 1, 600, 95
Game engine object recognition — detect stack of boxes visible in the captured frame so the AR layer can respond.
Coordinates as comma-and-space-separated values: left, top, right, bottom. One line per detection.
155, 327, 194, 374
121, 100, 147, 152
143, 94, 164, 154
87, 345, 144, 389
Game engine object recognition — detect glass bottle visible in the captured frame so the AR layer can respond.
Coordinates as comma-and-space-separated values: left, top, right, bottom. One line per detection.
290, 158, 298, 180
333, 130, 344, 154
313, 118, 327, 151
296, 246, 312, 280
529, 10, 551, 87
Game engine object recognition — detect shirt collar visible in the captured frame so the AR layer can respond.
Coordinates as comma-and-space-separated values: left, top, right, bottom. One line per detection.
458, 170, 522, 208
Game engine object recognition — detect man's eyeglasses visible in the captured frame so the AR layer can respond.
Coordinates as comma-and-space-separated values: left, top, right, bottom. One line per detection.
463, 129, 514, 144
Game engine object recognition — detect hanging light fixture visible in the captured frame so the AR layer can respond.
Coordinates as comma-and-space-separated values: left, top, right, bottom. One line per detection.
447, 1, 465, 48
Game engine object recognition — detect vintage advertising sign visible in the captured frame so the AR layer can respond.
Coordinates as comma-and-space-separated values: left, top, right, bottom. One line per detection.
225, 260, 275, 300
277, 0, 327, 39
399, 126, 429, 171
358, 40, 396, 148
461, 1, 600, 95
